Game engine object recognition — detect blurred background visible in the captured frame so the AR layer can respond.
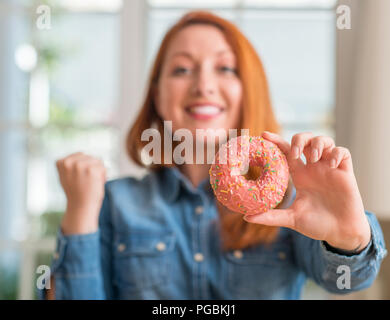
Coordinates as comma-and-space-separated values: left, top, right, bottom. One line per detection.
0, 0, 389, 299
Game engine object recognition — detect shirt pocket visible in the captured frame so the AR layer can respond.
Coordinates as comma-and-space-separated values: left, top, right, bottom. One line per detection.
113, 232, 176, 292
223, 241, 294, 299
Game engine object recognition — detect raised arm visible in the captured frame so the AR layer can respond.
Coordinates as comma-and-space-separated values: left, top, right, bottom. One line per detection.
39, 152, 114, 299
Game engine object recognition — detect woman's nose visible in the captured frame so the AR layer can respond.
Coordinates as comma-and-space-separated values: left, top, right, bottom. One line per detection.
191, 68, 217, 97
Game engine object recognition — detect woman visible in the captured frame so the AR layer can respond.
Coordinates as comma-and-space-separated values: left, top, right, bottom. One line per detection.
44, 11, 387, 299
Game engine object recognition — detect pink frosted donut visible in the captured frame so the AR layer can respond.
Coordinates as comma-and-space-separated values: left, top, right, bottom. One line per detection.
209, 135, 289, 215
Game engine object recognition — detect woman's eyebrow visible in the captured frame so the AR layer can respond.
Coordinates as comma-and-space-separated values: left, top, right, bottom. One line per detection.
169, 51, 194, 60
216, 50, 234, 57
168, 49, 234, 60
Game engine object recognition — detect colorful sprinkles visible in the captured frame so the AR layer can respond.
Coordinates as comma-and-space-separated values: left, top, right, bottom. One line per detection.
209, 135, 289, 215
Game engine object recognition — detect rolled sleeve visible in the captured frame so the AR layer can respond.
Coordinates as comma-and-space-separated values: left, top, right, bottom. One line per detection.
37, 183, 115, 300
320, 212, 387, 264
37, 229, 105, 300
52, 229, 101, 276
293, 211, 387, 294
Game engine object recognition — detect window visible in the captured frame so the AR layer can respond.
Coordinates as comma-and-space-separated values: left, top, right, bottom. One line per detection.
0, 0, 122, 299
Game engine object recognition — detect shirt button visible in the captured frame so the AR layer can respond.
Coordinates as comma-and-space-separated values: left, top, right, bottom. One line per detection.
53, 252, 59, 260
117, 243, 126, 252
233, 250, 243, 259
194, 253, 204, 262
155, 242, 166, 251
195, 206, 204, 215
278, 251, 286, 260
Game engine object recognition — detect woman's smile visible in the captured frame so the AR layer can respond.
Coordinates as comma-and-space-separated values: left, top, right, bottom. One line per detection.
185, 102, 226, 121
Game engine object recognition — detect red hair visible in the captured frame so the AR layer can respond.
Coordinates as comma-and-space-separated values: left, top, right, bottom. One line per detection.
127, 11, 292, 250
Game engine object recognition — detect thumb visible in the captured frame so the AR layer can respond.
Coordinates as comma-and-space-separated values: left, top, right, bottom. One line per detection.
261, 131, 305, 176
243, 208, 295, 229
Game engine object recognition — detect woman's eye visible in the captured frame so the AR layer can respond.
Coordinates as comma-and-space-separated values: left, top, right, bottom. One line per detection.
219, 66, 237, 74
172, 67, 190, 75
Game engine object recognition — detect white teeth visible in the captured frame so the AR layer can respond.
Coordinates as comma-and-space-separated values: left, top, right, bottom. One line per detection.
188, 105, 222, 115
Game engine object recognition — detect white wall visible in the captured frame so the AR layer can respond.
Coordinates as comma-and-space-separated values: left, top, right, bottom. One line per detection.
336, 0, 390, 220
117, 0, 148, 179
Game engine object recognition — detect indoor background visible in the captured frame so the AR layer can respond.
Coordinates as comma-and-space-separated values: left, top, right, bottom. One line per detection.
0, 0, 389, 299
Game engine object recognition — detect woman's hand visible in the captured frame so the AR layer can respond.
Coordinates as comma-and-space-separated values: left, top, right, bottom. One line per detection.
56, 152, 106, 235
244, 131, 371, 252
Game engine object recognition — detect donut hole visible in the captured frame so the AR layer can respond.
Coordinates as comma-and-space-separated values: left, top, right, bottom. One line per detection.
243, 165, 263, 181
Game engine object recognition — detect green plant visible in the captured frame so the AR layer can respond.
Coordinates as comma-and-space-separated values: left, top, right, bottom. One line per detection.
0, 264, 19, 300
39, 211, 64, 237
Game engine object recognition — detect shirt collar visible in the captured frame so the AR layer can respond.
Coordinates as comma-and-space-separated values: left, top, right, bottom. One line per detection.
156, 166, 213, 203
155, 167, 295, 206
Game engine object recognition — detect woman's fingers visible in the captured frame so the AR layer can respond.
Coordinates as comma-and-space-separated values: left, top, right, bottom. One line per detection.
307, 136, 336, 163
261, 131, 305, 173
262, 132, 352, 173
290, 132, 314, 160
261, 131, 290, 155
243, 208, 295, 229
291, 133, 336, 164
329, 146, 353, 172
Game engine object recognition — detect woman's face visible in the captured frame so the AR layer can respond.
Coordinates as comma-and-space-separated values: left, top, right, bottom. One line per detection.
155, 24, 242, 141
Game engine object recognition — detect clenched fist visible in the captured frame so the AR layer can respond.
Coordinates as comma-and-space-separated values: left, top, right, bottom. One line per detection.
56, 152, 106, 235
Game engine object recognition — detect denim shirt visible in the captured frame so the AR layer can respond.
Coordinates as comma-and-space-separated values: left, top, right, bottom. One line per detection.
39, 167, 387, 300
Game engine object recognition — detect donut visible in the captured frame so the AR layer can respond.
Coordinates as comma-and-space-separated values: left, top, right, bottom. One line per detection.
209, 135, 289, 215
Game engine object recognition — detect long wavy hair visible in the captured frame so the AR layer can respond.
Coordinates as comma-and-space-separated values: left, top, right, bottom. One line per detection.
126, 11, 292, 251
